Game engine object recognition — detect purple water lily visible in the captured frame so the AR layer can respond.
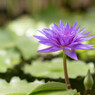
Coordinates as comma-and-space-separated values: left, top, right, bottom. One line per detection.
34, 21, 95, 60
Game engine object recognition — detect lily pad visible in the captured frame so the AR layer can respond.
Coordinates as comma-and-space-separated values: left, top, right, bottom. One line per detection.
6, 16, 49, 59
6, 16, 46, 37
16, 36, 39, 60
23, 58, 94, 79
29, 82, 80, 95
0, 49, 21, 73
0, 77, 80, 95
0, 77, 43, 95
0, 29, 15, 49
30, 89, 80, 95
78, 49, 95, 62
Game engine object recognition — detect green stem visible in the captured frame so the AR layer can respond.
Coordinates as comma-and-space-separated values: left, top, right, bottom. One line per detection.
63, 53, 71, 89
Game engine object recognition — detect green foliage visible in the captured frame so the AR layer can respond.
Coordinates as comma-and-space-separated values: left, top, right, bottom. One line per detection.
0, 7, 95, 95
0, 77, 80, 95
0, 29, 15, 49
0, 77, 42, 95
6, 16, 47, 59
30, 90, 80, 95
0, 49, 20, 73
16, 36, 39, 60
78, 49, 95, 62
23, 58, 94, 79
29, 82, 80, 95
6, 16, 46, 37
30, 82, 67, 94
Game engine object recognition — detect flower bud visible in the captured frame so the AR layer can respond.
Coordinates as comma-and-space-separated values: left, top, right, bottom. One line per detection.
84, 70, 94, 90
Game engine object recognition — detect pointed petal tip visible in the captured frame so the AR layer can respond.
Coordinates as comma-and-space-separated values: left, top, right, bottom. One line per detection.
75, 57, 78, 61
64, 49, 78, 60
59, 20, 64, 28
65, 22, 69, 28
37, 50, 42, 53
89, 31, 92, 33
33, 35, 35, 37
66, 22, 69, 25
72, 54, 78, 60
92, 47, 95, 49
73, 21, 77, 27
33, 35, 37, 38
60, 20, 63, 23
75, 21, 77, 24
82, 27, 86, 30
33, 35, 38, 38
53, 23, 57, 26
52, 23, 59, 28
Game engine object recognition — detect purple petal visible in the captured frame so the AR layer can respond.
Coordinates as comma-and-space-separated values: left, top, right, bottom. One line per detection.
82, 31, 92, 37
75, 25, 81, 33
43, 29, 53, 37
72, 27, 85, 42
34, 35, 47, 40
69, 26, 74, 32
59, 35, 65, 46
68, 42, 79, 47
63, 36, 70, 45
76, 31, 92, 38
34, 35, 58, 46
42, 29, 59, 43
64, 47, 71, 51
38, 47, 62, 52
65, 23, 69, 29
39, 40, 60, 47
63, 49, 78, 60
39, 41, 54, 46
77, 27, 85, 35
51, 23, 60, 31
72, 44, 95, 50
59, 20, 64, 28
76, 36, 95, 43
73, 21, 77, 30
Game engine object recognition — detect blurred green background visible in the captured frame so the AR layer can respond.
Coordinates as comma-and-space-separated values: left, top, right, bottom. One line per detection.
0, 0, 95, 95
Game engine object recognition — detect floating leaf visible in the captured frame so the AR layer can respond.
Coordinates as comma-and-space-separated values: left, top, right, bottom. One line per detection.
0, 77, 43, 95
0, 29, 15, 49
30, 90, 80, 95
23, 58, 94, 79
6, 16, 46, 37
78, 49, 95, 62
29, 82, 80, 95
0, 77, 80, 95
0, 49, 21, 73
6, 16, 36, 36
16, 36, 39, 60
31, 82, 67, 93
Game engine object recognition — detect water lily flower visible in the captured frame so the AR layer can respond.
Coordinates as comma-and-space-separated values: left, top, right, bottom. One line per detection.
34, 21, 95, 89
34, 21, 95, 60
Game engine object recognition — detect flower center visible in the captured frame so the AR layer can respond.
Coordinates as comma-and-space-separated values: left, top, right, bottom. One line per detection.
60, 46, 64, 49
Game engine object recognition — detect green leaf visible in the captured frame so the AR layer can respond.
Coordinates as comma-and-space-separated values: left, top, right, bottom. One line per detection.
16, 36, 39, 60
6, 16, 35, 36
0, 77, 43, 95
0, 77, 80, 95
23, 58, 94, 79
6, 93, 26, 95
31, 82, 68, 93
6, 16, 46, 37
30, 90, 80, 95
29, 82, 80, 95
0, 29, 15, 49
0, 49, 21, 73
